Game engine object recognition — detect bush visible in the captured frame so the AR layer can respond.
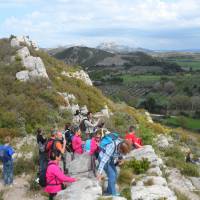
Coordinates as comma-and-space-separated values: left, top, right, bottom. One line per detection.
137, 124, 154, 145
121, 158, 150, 174
165, 158, 200, 177
121, 187, 131, 200
164, 146, 185, 161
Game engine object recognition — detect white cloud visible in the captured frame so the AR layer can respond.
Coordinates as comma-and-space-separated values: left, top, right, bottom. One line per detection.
1, 0, 200, 49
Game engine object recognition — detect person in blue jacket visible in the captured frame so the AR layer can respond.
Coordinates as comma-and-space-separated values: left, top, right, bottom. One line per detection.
0, 136, 15, 185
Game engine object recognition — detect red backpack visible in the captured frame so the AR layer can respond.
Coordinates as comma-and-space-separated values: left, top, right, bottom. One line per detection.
45, 138, 56, 159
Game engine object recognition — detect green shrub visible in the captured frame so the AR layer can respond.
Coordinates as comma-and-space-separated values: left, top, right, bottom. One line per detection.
166, 158, 200, 177
28, 174, 40, 192
181, 163, 200, 177
121, 187, 131, 200
137, 124, 154, 145
164, 146, 185, 161
106, 111, 136, 135
121, 158, 150, 174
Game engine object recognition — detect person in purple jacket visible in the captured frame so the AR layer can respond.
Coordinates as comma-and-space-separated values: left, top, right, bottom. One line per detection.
45, 150, 77, 200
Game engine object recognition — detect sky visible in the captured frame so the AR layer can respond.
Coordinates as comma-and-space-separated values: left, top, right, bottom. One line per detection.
0, 0, 200, 50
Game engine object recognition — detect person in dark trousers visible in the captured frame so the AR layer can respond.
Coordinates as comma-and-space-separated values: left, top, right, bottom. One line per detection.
0, 136, 15, 186
36, 128, 47, 178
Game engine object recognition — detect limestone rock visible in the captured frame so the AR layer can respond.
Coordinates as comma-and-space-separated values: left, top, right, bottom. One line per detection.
156, 134, 171, 149
62, 70, 93, 86
17, 47, 30, 60
147, 166, 162, 176
68, 153, 92, 176
10, 38, 20, 48
16, 47, 48, 81
80, 105, 88, 115
16, 70, 30, 81
125, 145, 163, 167
11, 36, 39, 50
144, 111, 153, 123
137, 176, 167, 187
131, 185, 177, 200
189, 177, 200, 190
56, 178, 102, 200
167, 168, 200, 200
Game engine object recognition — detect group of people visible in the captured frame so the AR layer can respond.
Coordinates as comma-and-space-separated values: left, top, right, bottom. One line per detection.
0, 111, 143, 200
36, 111, 143, 199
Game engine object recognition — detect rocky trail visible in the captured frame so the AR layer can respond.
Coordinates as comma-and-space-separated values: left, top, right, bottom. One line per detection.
1, 135, 199, 200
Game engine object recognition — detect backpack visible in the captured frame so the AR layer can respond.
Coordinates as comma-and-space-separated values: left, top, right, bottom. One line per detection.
79, 119, 87, 132
38, 142, 46, 153
64, 129, 74, 152
45, 138, 56, 158
0, 145, 13, 162
84, 139, 91, 152
99, 133, 119, 151
39, 163, 56, 187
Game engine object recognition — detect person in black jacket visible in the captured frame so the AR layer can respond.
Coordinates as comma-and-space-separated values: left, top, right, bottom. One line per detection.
36, 128, 47, 177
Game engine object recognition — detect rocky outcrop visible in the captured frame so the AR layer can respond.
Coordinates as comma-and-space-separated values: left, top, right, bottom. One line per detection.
15, 46, 49, 81
10, 36, 39, 50
56, 178, 102, 200
62, 70, 93, 86
167, 168, 200, 200
125, 145, 163, 167
144, 111, 153, 123
156, 134, 173, 150
127, 146, 177, 200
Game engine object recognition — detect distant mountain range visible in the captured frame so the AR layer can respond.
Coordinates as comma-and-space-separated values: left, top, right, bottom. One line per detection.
96, 42, 152, 53
49, 45, 182, 76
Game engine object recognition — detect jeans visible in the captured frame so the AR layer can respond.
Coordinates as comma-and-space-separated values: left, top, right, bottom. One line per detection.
104, 160, 117, 195
3, 159, 13, 185
39, 152, 48, 176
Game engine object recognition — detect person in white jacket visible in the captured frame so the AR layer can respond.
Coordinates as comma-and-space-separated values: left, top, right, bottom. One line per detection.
84, 112, 101, 139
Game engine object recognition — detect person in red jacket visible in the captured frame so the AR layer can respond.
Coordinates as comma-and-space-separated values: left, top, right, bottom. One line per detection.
45, 150, 77, 200
125, 126, 142, 149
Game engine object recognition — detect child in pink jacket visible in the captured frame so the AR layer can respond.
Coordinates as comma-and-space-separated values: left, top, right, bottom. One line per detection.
45, 150, 76, 200
72, 126, 84, 154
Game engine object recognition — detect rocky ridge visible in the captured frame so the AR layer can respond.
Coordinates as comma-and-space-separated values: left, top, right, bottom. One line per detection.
10, 36, 49, 81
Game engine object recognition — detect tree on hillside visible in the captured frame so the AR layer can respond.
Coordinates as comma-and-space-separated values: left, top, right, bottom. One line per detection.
163, 81, 176, 94
191, 96, 200, 111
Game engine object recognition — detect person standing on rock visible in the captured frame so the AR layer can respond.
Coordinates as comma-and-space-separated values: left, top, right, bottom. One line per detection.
45, 150, 77, 200
97, 139, 132, 196
54, 131, 67, 174
72, 126, 85, 155
36, 128, 47, 178
73, 110, 83, 126
0, 136, 15, 186
82, 111, 101, 139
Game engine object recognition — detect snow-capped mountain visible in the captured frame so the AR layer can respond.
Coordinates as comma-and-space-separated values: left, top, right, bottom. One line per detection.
96, 42, 152, 53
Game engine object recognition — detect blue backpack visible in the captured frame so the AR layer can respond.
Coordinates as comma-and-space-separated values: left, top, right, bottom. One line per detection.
0, 145, 14, 162
99, 133, 119, 151
84, 139, 92, 152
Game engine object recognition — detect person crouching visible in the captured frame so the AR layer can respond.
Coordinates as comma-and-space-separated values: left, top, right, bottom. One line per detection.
45, 150, 77, 200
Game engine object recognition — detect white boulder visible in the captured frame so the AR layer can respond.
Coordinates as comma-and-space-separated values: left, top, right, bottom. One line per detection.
16, 70, 29, 81
56, 178, 102, 200
131, 185, 177, 200
62, 70, 93, 86
11, 36, 39, 50
125, 145, 163, 167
